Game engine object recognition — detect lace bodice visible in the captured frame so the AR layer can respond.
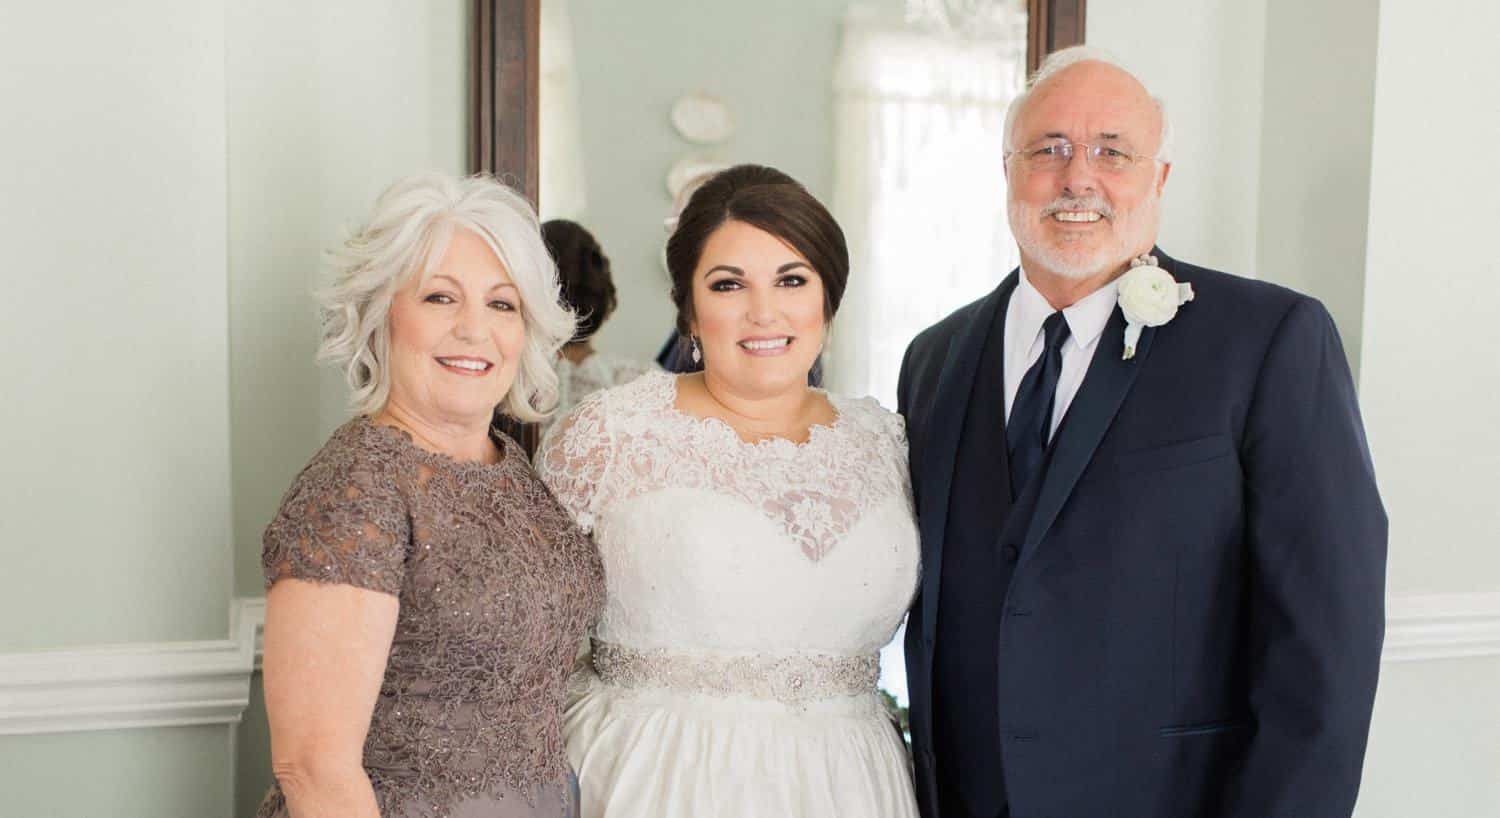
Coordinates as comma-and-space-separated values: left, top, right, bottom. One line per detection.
258, 417, 604, 818
537, 371, 919, 667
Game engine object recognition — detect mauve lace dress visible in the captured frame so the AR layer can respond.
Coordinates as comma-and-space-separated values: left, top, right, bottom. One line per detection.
255, 416, 604, 818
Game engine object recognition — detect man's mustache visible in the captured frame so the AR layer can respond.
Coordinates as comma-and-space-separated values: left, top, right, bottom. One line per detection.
1040, 196, 1115, 220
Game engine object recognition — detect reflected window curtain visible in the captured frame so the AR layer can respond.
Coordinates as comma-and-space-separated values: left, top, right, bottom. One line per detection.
827, 4, 1026, 407
540, 0, 586, 220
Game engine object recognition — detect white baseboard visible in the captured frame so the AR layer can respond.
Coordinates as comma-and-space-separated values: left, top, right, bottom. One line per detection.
1, 592, 1496, 736
0, 598, 264, 736
1383, 591, 1500, 663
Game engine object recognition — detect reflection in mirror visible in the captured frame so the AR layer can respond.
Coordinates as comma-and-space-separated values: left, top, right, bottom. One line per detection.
542, 0, 1030, 410
540, 218, 657, 436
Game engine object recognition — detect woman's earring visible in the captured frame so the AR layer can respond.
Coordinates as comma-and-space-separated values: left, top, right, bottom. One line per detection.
690, 336, 702, 364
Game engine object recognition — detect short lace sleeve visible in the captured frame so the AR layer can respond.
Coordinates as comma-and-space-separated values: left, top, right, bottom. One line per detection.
262, 430, 411, 596
537, 389, 615, 533
879, 403, 912, 467
881, 406, 917, 509
840, 395, 916, 507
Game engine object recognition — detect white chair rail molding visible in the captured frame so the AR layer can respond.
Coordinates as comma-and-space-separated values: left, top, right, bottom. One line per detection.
0, 599, 264, 735
1, 593, 1496, 736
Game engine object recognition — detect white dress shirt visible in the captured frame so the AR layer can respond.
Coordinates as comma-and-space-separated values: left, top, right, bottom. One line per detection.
1002, 267, 1120, 441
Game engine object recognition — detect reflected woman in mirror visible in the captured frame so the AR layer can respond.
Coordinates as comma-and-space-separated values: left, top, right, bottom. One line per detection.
541, 219, 654, 437
538, 165, 920, 818
256, 174, 603, 818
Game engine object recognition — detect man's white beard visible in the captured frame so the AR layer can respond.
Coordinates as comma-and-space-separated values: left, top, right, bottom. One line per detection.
1009, 193, 1161, 281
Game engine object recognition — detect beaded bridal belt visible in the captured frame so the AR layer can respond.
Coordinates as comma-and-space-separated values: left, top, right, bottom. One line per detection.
591, 640, 881, 706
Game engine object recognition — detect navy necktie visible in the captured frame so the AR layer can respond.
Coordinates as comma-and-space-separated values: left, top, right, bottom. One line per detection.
1007, 311, 1071, 497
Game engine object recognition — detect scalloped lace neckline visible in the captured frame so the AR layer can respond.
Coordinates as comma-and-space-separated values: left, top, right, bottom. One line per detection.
650, 372, 848, 453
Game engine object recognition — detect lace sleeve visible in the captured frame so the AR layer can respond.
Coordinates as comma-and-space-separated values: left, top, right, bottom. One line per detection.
537, 390, 615, 534
883, 408, 917, 511
883, 405, 911, 462
846, 396, 916, 512
261, 441, 410, 596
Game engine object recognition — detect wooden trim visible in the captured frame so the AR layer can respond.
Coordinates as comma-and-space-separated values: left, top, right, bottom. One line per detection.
470, 0, 542, 455
470, 1, 493, 174
470, 0, 539, 196
1027, 0, 1088, 75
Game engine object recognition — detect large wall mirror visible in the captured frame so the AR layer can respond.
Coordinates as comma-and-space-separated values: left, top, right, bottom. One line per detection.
475, 0, 1083, 452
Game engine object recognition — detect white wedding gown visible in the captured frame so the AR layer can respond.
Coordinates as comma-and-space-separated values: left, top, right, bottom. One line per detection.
537, 371, 921, 818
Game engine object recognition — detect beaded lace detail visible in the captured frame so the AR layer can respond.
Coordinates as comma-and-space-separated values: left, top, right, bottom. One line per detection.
537, 371, 912, 562
257, 417, 604, 818
592, 640, 880, 706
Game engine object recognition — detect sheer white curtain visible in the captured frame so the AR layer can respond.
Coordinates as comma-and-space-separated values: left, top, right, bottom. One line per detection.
827, 4, 1027, 408
539, 0, 586, 220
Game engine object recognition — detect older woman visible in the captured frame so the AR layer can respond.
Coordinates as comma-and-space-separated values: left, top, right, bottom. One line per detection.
257, 174, 604, 818
538, 165, 920, 818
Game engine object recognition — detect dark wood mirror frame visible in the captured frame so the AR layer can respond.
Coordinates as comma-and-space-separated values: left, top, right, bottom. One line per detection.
1028, 0, 1086, 74
469, 0, 1084, 453
471, 0, 540, 195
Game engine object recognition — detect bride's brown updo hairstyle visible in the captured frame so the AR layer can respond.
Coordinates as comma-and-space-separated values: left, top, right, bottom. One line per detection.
664, 164, 850, 339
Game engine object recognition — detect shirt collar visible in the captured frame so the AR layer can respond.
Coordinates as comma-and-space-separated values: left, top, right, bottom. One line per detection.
1015, 265, 1120, 350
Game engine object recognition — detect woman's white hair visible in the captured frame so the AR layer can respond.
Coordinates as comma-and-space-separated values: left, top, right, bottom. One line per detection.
1003, 45, 1174, 163
318, 173, 576, 423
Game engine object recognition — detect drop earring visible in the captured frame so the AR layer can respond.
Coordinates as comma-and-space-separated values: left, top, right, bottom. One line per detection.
691, 336, 702, 364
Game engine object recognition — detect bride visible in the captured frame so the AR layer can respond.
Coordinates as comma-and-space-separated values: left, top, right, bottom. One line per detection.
537, 164, 920, 818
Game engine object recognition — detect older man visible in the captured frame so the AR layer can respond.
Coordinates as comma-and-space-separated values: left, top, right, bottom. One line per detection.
898, 47, 1386, 818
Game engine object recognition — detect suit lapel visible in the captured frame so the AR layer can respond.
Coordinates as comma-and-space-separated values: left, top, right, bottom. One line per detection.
918, 273, 1016, 638
1018, 250, 1172, 557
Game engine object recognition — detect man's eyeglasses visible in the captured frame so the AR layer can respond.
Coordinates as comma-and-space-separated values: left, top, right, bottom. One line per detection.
1005, 139, 1162, 173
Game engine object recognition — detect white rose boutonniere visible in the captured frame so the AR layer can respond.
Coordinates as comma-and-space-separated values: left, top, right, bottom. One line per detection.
1117, 254, 1195, 360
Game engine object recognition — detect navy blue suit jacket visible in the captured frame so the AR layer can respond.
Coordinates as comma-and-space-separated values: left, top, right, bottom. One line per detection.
897, 251, 1387, 818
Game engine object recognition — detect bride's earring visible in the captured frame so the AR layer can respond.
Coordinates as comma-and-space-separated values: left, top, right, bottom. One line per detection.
690, 336, 702, 364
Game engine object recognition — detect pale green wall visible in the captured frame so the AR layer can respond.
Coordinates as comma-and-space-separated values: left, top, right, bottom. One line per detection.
1358, 657, 1500, 817
1255, 0, 1379, 378
228, 0, 470, 600
0, 727, 233, 817
1358, 0, 1500, 598
0, 0, 233, 653
566, 0, 886, 363
1087, 0, 1268, 281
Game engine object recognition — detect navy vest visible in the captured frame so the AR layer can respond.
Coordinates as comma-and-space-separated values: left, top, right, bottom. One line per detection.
931, 289, 1049, 818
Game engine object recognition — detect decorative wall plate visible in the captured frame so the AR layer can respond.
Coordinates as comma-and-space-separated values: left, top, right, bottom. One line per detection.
666, 155, 730, 200
670, 91, 733, 145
